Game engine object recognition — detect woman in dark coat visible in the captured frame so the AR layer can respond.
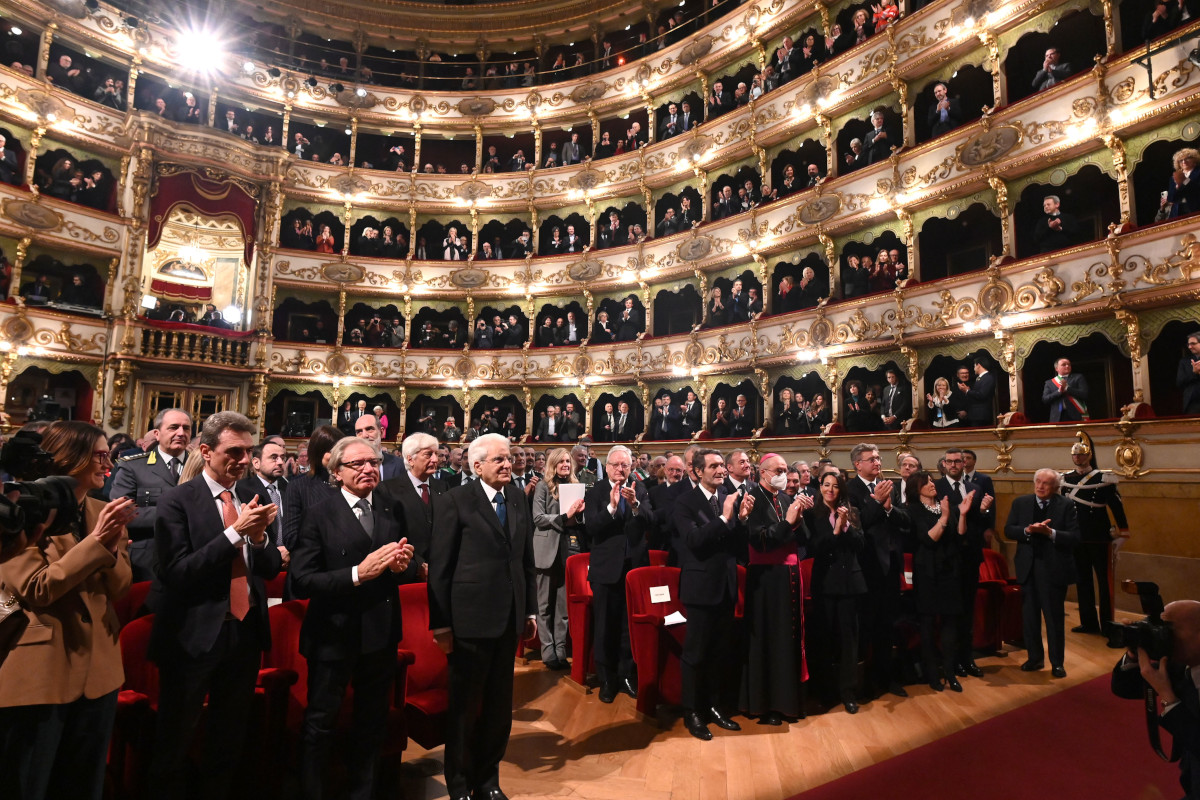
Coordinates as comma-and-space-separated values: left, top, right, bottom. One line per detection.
710, 396, 732, 438
803, 470, 868, 713
282, 425, 345, 550
775, 387, 802, 436
905, 471, 973, 692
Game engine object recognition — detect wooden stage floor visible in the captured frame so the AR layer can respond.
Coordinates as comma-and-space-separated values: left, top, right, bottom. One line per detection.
395, 603, 1131, 800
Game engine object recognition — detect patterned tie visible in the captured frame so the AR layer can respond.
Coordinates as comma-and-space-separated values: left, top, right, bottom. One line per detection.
710, 493, 720, 518
494, 491, 508, 528
420, 483, 430, 505
267, 484, 282, 543
219, 491, 250, 621
168, 457, 180, 480
355, 498, 374, 539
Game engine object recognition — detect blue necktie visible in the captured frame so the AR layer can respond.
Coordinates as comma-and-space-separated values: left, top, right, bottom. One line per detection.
493, 491, 507, 527
618, 495, 627, 516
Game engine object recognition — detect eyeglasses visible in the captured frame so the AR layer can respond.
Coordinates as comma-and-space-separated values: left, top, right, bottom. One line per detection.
341, 458, 382, 471
94, 451, 113, 464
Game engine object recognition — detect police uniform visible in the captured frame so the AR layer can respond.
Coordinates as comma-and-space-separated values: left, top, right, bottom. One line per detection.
1061, 441, 1128, 633
109, 447, 187, 582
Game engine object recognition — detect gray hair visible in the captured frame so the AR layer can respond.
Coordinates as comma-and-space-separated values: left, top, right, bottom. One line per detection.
571, 445, 590, 458
327, 437, 381, 485
606, 445, 633, 464
198, 411, 253, 449
849, 442, 880, 464
467, 433, 510, 469
154, 407, 192, 430
402, 432, 439, 460
1044, 194, 1060, 205
1034, 467, 1062, 488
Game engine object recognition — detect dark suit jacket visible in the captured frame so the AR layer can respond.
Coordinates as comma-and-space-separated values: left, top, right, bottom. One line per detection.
1042, 373, 1090, 422
235, 475, 288, 547
648, 479, 690, 553
651, 404, 681, 440
934, 476, 991, 563
283, 472, 340, 550
111, 449, 184, 541
584, 478, 651, 584
730, 404, 754, 437
681, 401, 702, 434
428, 480, 536, 639
803, 504, 868, 597
379, 473, 448, 564
844, 475, 909, 581
674, 486, 745, 606
380, 451, 404, 481
1166, 169, 1200, 218
926, 97, 963, 138
1112, 657, 1200, 798
863, 126, 896, 164
1179, 356, 1200, 414
1003, 493, 1080, 587
880, 383, 911, 426
150, 476, 283, 661
963, 370, 996, 427
535, 416, 564, 442
290, 490, 405, 659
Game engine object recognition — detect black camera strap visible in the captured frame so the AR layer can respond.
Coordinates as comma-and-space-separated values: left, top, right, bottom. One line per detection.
1145, 684, 1178, 762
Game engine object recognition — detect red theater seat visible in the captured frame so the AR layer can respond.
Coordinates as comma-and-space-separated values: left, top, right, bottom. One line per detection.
978, 549, 1023, 649
566, 553, 595, 686
113, 580, 152, 628
648, 549, 668, 567
625, 565, 685, 716
396, 582, 449, 749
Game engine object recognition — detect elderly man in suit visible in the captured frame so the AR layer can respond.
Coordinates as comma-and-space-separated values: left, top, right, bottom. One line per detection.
111, 407, 192, 581
148, 412, 280, 799
585, 445, 652, 702
675, 448, 755, 739
379, 432, 447, 577
354, 413, 403, 479
1004, 468, 1081, 677
1042, 357, 1090, 422
429, 434, 537, 800
291, 437, 413, 800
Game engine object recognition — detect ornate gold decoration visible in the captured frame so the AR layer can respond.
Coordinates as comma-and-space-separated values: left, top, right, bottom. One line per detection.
798, 193, 840, 225
449, 268, 489, 289
327, 172, 372, 197
570, 82, 608, 103
800, 75, 840, 109
567, 257, 604, 282
320, 262, 365, 283
2, 309, 33, 343
1113, 418, 1145, 479
956, 124, 1023, 168
454, 178, 492, 203
676, 229, 714, 262
42, 0, 89, 17
567, 165, 604, 193
457, 97, 496, 117
678, 35, 714, 66
332, 88, 379, 109
2, 199, 62, 231
14, 88, 72, 124
679, 135, 715, 163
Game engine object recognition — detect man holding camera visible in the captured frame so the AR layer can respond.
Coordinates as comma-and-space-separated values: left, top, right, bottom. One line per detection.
1112, 599, 1200, 800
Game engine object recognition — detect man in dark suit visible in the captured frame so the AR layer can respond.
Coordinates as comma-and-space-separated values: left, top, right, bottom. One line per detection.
1176, 331, 1200, 415
613, 400, 635, 442
0, 133, 19, 185
429, 434, 537, 800
535, 405, 563, 442
845, 442, 910, 698
926, 82, 963, 138
707, 81, 733, 117
647, 396, 677, 440
935, 448, 995, 679
681, 391, 702, 437
337, 401, 357, 434
1004, 469, 1081, 677
354, 413, 403, 479
675, 448, 754, 739
616, 298, 643, 341
880, 369, 912, 430
379, 432, 447, 575
562, 402, 582, 442
1111, 599, 1200, 800
148, 412, 281, 799
1032, 194, 1082, 253
585, 445, 651, 702
1042, 357, 1090, 422
237, 439, 290, 564
730, 394, 755, 437
863, 109, 897, 164
959, 359, 996, 427
291, 437, 413, 800
111, 407, 192, 582
648, 454, 688, 553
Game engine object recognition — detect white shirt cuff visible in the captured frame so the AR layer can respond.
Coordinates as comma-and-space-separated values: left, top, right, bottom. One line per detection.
352, 566, 361, 586
224, 526, 242, 547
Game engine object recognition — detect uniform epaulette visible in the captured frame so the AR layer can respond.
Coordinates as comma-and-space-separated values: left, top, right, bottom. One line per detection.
116, 451, 150, 464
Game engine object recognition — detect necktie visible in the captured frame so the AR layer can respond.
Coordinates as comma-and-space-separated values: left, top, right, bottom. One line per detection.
267, 484, 282, 541
868, 481, 876, 493
219, 491, 250, 621
168, 457, 180, 479
1038, 499, 1047, 512
420, 483, 430, 505
355, 498, 374, 539
952, 481, 963, 503
710, 493, 720, 518
494, 491, 507, 528
618, 494, 627, 516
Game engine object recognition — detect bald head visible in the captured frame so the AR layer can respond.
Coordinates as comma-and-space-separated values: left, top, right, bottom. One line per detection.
1165, 599, 1200, 665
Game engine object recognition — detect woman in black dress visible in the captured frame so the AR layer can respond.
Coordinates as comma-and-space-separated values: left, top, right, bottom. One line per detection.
905, 471, 973, 692
710, 396, 732, 438
282, 424, 345, 550
803, 471, 868, 713
706, 287, 728, 327
776, 387, 802, 436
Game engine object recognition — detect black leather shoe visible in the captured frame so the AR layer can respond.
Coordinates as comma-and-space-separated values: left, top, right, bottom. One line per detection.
708, 707, 741, 731
1071, 625, 1101, 634
479, 789, 509, 800
1020, 660, 1044, 672
928, 680, 944, 692
450, 794, 471, 800
843, 701, 859, 714
553, 659, 571, 671
684, 711, 713, 740
619, 676, 638, 699
946, 678, 963, 693
758, 712, 783, 726
598, 682, 617, 703
954, 664, 968, 678
964, 662, 984, 678
1051, 665, 1067, 679
887, 683, 909, 698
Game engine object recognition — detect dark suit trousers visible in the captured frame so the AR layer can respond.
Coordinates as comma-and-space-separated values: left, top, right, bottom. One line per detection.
301, 648, 396, 800
0, 689, 118, 800
957, 562, 981, 665
1074, 542, 1111, 630
819, 595, 860, 703
445, 615, 517, 797
681, 599, 735, 711
150, 615, 265, 799
1021, 568, 1068, 667
591, 575, 634, 683
864, 558, 902, 689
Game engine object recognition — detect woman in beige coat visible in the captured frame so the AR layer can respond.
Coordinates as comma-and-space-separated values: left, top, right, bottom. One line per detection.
0, 421, 136, 800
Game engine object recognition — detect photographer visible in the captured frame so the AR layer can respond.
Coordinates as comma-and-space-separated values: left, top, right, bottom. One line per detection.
1112, 599, 1200, 799
0, 422, 136, 800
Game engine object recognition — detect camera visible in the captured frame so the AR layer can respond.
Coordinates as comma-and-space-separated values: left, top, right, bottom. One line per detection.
1105, 580, 1173, 660
0, 431, 78, 559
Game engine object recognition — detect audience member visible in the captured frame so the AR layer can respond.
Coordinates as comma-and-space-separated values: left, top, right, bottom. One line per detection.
1042, 357, 1089, 422
927, 82, 962, 138
1031, 47, 1072, 92
1033, 195, 1082, 253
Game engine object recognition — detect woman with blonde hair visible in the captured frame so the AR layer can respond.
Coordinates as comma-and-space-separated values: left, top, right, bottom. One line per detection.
926, 376, 960, 427
531, 447, 586, 670
177, 442, 204, 483
0, 421, 136, 799
1161, 147, 1199, 220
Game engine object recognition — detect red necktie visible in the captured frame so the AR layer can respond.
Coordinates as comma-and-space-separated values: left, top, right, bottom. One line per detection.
219, 491, 250, 621
420, 483, 430, 505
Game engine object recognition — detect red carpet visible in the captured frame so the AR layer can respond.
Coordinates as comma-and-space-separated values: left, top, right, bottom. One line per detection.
793, 676, 1181, 800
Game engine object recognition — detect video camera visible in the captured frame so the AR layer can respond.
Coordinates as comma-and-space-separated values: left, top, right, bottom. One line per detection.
1105, 580, 1173, 661
0, 430, 79, 561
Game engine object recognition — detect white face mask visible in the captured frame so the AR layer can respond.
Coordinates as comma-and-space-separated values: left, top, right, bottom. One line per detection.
769, 473, 788, 492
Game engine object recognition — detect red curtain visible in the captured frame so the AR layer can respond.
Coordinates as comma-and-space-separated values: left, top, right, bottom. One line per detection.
149, 278, 212, 301
147, 171, 257, 264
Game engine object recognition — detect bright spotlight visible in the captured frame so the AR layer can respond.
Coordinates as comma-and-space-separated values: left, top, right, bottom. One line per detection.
355, 87, 367, 97
222, 305, 243, 324
175, 29, 224, 73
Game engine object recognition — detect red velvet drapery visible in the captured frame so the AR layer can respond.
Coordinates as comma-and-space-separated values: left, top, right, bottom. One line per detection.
147, 171, 257, 264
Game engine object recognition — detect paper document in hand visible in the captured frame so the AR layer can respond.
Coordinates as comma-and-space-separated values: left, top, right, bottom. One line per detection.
559, 483, 586, 515
664, 610, 687, 626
